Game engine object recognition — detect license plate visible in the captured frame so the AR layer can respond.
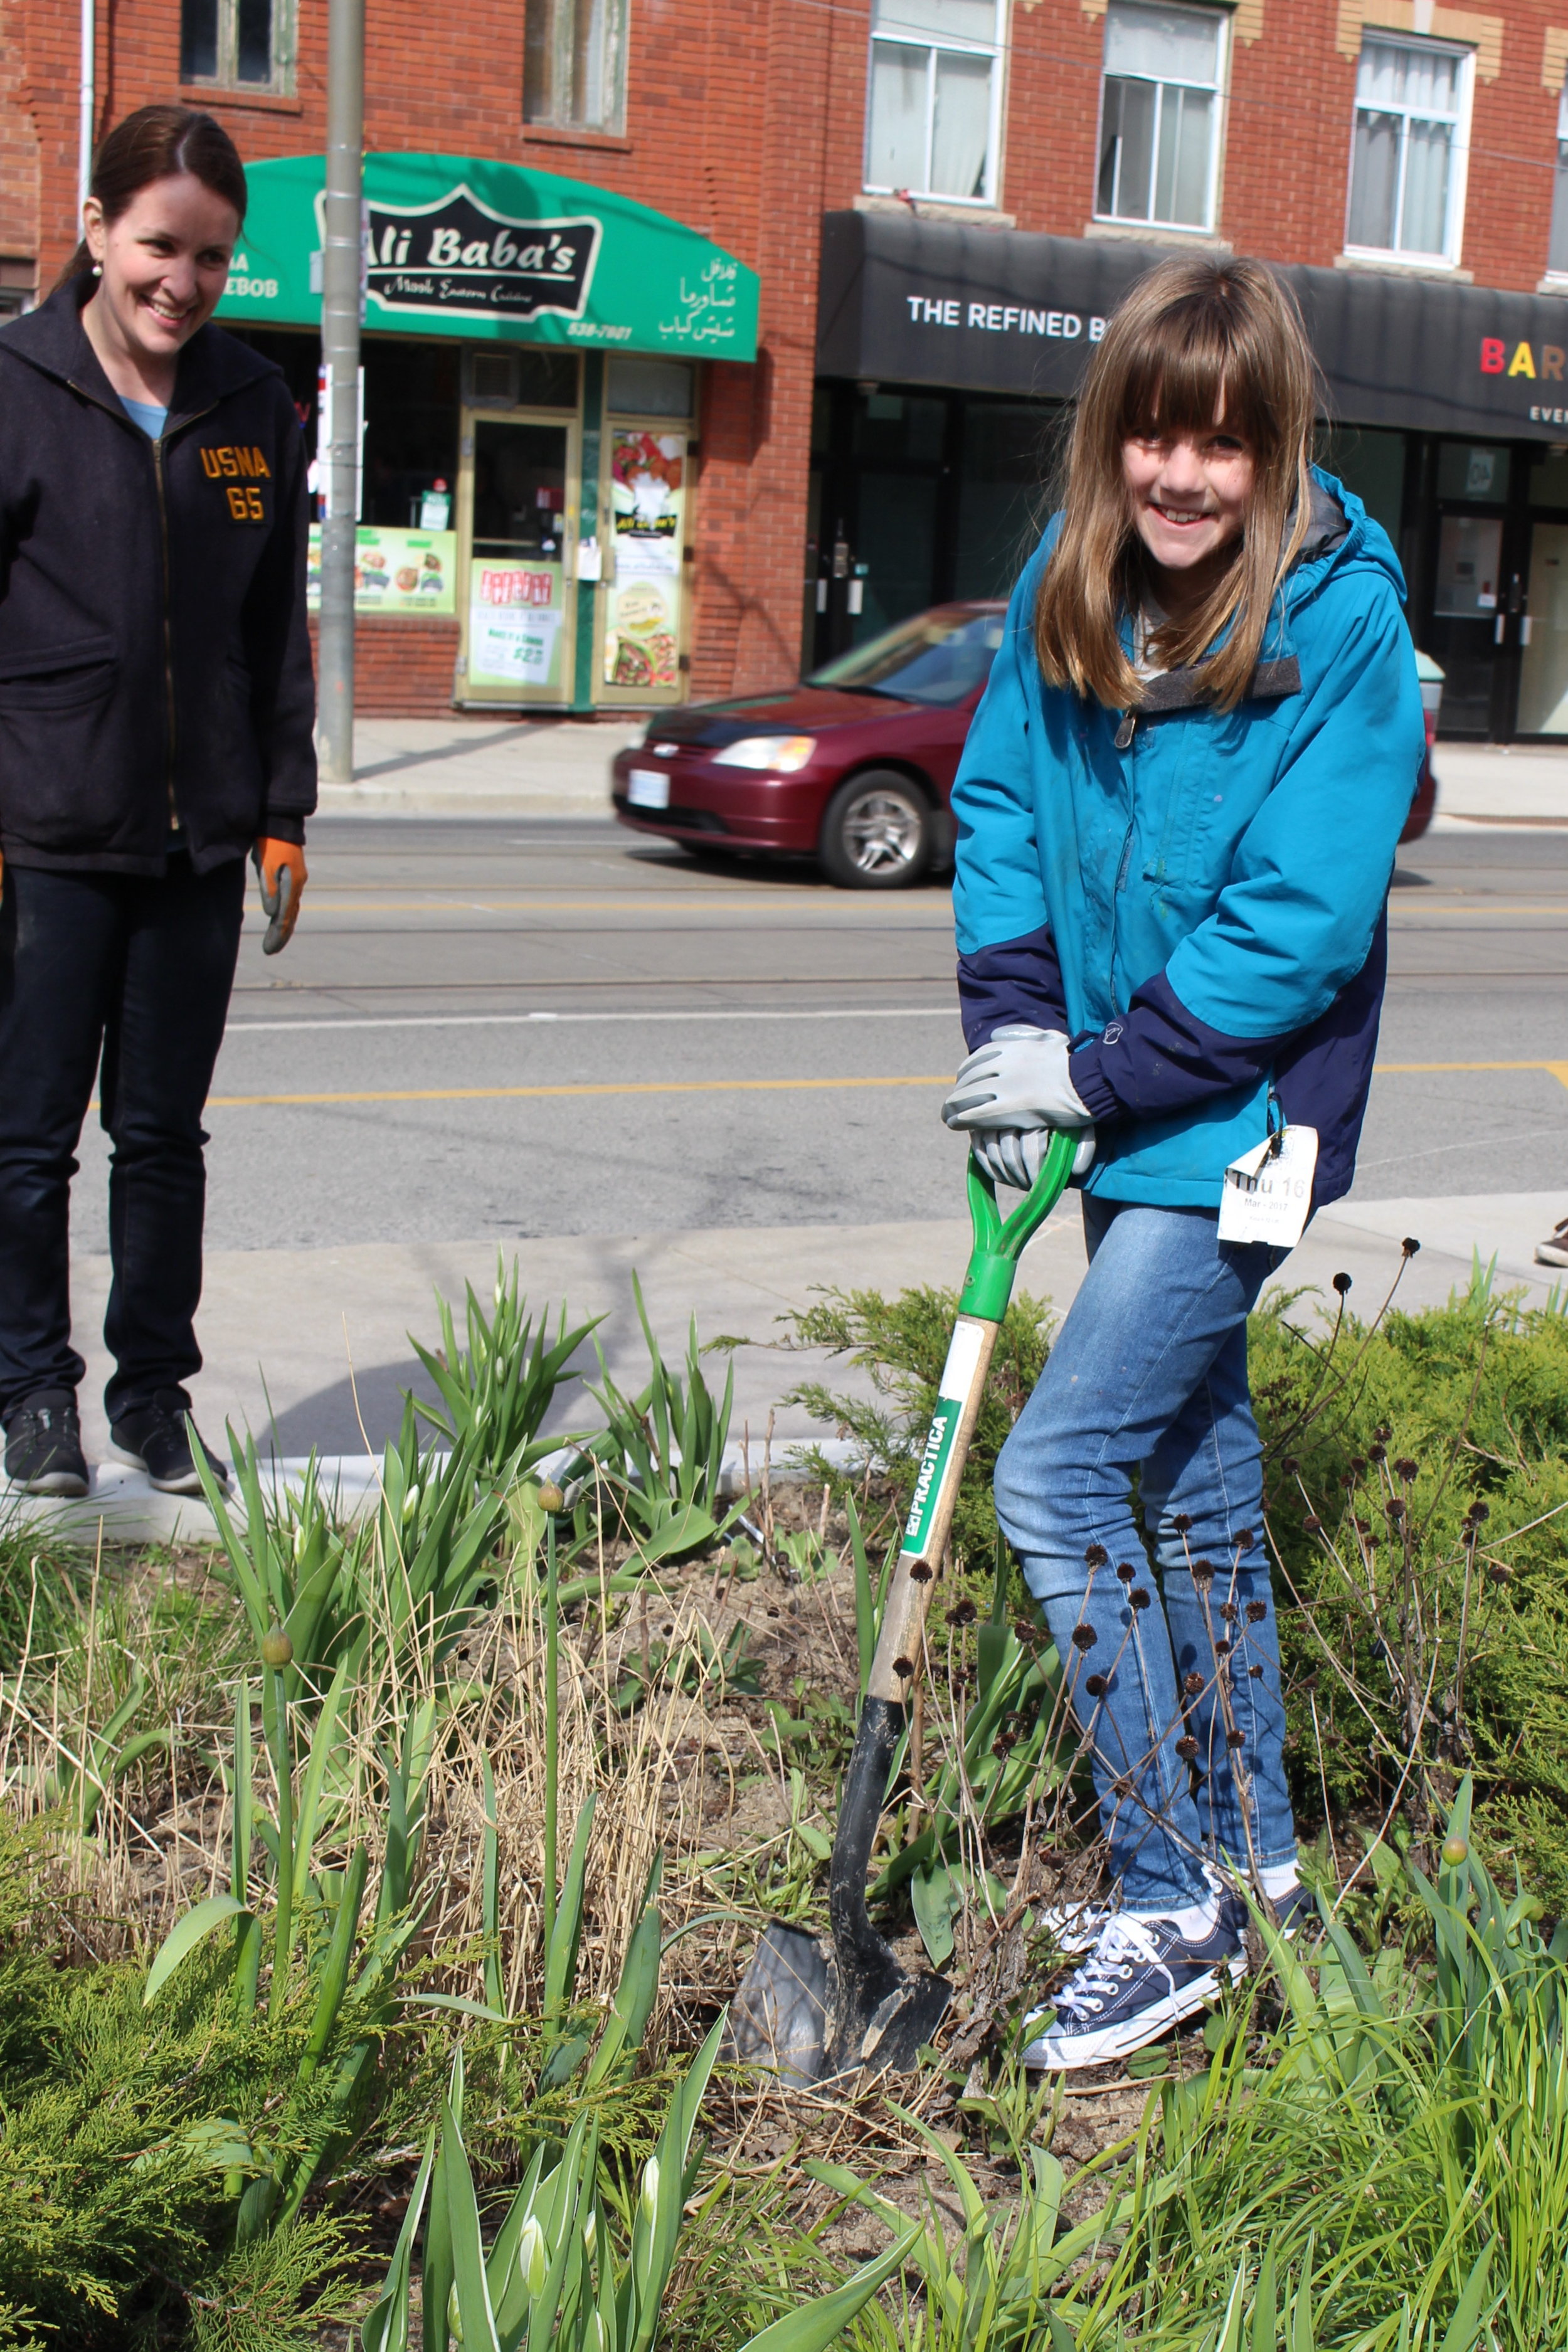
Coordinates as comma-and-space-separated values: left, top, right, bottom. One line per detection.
627, 768, 670, 810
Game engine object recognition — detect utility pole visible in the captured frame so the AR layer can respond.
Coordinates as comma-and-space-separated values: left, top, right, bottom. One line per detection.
317, 0, 365, 785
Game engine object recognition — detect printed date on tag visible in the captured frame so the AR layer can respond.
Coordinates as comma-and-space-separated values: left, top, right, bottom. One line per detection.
1216, 1124, 1318, 1250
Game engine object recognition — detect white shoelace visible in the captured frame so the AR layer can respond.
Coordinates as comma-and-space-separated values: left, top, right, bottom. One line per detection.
1055, 1914, 1173, 2017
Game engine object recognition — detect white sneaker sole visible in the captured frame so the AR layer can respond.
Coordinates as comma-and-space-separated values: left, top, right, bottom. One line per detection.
1021, 1950, 1246, 2072
6, 1468, 89, 1498
1535, 1244, 1568, 1267
107, 1440, 225, 1496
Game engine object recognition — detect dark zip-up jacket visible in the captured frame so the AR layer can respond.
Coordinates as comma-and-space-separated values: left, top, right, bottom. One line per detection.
0, 277, 315, 874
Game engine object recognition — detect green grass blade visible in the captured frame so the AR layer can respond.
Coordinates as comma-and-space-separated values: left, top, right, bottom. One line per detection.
544, 1791, 596, 2018
144, 1894, 251, 2006
359, 2121, 436, 2352
734, 2223, 923, 2352
441, 2097, 502, 2352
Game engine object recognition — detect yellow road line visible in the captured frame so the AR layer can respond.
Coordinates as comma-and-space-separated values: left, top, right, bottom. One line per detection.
196, 1057, 1568, 1111
277, 898, 865, 916
207, 1073, 953, 1109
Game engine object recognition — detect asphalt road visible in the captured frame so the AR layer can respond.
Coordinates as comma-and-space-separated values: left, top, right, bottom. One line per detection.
68, 818, 1568, 1256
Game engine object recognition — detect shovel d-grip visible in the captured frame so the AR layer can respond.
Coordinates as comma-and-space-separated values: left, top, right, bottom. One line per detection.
730, 1132, 1077, 2084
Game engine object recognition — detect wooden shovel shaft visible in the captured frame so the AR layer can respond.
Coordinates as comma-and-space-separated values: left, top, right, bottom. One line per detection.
866, 1314, 999, 1703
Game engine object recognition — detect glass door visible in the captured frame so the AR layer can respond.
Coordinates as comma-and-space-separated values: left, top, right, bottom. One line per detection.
458, 413, 578, 703
1421, 442, 1513, 738
1517, 519, 1568, 734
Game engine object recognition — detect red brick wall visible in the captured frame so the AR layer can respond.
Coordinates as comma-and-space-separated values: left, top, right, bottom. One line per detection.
11, 1, 1568, 710
306, 614, 460, 717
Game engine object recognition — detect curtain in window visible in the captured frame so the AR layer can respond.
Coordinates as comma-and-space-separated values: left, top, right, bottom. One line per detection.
1401, 116, 1453, 253
1104, 1, 1219, 83
932, 50, 993, 199
867, 41, 931, 190
873, 0, 995, 36
1347, 109, 1401, 248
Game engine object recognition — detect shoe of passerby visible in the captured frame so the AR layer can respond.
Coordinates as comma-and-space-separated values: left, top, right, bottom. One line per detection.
1020, 1900, 1246, 2070
4, 1388, 90, 1496
1535, 1216, 1568, 1268
109, 1392, 230, 1495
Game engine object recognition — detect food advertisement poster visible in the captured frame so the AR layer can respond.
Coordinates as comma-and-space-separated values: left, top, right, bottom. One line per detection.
306, 526, 457, 615
469, 559, 566, 689
604, 430, 685, 692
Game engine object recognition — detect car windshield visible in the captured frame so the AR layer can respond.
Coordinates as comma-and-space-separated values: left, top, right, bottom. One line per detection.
806, 608, 1005, 706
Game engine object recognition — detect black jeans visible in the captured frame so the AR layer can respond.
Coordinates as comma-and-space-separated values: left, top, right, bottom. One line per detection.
0, 853, 245, 1426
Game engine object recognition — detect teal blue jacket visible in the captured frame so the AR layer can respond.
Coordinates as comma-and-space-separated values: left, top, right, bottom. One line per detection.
951, 472, 1426, 1209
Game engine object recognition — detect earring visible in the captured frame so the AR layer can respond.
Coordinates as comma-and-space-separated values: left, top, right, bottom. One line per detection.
91, 262, 101, 276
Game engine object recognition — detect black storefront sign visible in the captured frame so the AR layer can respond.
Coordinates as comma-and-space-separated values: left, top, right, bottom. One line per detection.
364, 188, 600, 322
818, 211, 1568, 441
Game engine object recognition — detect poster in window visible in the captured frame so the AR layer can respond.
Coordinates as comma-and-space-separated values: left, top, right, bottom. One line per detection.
604, 429, 686, 691
307, 525, 457, 614
469, 559, 566, 689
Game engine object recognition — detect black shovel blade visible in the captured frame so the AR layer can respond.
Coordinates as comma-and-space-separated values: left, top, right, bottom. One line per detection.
822, 1692, 951, 2077
728, 1922, 832, 2085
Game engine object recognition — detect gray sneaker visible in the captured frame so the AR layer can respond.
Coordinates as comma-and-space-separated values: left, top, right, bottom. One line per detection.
1535, 1217, 1568, 1268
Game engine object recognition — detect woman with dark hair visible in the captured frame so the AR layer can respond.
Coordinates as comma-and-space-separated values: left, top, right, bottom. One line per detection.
941, 258, 1424, 2066
0, 105, 315, 1498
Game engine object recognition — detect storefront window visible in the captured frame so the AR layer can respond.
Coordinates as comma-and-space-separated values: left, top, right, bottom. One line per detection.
524, 0, 628, 134
1096, 3, 1225, 233
1317, 425, 1406, 541
955, 403, 1050, 598
180, 0, 292, 89
1345, 38, 1470, 263
1435, 442, 1510, 504
863, 0, 1003, 207
361, 342, 461, 527
607, 358, 694, 416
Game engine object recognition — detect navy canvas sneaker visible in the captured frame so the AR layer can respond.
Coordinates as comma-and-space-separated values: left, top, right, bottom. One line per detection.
1021, 1902, 1246, 2071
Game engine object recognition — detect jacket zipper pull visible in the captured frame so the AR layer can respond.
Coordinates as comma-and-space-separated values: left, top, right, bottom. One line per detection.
1115, 711, 1136, 750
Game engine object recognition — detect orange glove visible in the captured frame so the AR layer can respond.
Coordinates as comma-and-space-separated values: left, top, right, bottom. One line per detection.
253, 838, 307, 954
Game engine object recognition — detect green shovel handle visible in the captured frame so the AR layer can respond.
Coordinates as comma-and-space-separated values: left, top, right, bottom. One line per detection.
957, 1130, 1078, 1322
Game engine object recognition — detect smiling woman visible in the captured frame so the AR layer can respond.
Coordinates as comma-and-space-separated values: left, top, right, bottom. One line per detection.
0, 105, 316, 1503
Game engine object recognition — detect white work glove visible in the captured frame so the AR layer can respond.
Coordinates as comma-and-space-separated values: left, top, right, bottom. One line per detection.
942, 1025, 1094, 1133
970, 1126, 1096, 1190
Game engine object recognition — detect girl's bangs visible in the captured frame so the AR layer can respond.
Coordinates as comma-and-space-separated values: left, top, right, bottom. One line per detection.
1115, 312, 1275, 450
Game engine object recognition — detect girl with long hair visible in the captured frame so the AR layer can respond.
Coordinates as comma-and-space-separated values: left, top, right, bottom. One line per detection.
0, 106, 314, 1498
941, 257, 1424, 2068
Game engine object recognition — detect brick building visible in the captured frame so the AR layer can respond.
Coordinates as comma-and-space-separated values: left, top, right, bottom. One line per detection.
5, 1, 1568, 736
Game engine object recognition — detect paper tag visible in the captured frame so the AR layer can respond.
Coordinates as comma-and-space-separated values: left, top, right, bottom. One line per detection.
1216, 1124, 1318, 1249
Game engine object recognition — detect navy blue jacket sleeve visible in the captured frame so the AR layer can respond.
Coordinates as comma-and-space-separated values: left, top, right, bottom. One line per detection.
1067, 971, 1293, 1123
956, 924, 1069, 1050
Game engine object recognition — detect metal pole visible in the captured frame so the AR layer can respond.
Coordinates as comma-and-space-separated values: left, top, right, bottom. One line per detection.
317, 0, 364, 785
78, 0, 95, 217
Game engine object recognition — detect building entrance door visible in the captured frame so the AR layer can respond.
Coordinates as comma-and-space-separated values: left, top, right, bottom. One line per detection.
1517, 518, 1568, 734
458, 412, 578, 703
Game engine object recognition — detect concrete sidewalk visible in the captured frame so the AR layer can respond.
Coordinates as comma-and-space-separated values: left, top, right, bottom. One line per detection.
319, 717, 1568, 826
29, 1187, 1563, 1544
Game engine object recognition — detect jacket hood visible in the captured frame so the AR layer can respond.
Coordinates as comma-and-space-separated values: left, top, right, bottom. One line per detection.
0, 274, 279, 427
1283, 466, 1406, 612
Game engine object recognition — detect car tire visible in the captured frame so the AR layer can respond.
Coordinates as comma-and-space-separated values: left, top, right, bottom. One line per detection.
818, 771, 932, 889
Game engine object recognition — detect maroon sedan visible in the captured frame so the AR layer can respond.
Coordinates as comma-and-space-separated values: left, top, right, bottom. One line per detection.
611, 602, 1005, 889
611, 600, 1436, 885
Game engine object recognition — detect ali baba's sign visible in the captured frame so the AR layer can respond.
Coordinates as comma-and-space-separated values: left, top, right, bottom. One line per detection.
218, 152, 758, 360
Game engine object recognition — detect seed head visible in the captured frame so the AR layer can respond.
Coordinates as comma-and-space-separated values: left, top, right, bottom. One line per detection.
1394, 1458, 1419, 1483
946, 1598, 977, 1627
1084, 1543, 1108, 1569
1171, 1513, 1193, 1534
909, 1560, 933, 1583
1084, 1673, 1106, 1697
1214, 1638, 1232, 1658
1488, 1562, 1513, 1586
1116, 1560, 1137, 1584
1235, 1528, 1256, 1552
536, 1480, 566, 1513
893, 1656, 914, 1679
1368, 1443, 1387, 1465
260, 1626, 294, 1671
1401, 1236, 1421, 1258
1175, 1735, 1198, 1761
1281, 1455, 1301, 1476
1246, 1599, 1267, 1624
1248, 1663, 1265, 1679
1071, 1622, 1098, 1651
1470, 1502, 1491, 1525
1183, 1671, 1204, 1697
1192, 1560, 1216, 1588
1374, 1422, 1393, 1443
992, 1734, 1015, 1759
1303, 1514, 1323, 1534
1130, 1587, 1152, 1611
1332, 1271, 1352, 1295
1385, 1497, 1406, 1522
1219, 1601, 1239, 1623
1226, 1727, 1246, 1749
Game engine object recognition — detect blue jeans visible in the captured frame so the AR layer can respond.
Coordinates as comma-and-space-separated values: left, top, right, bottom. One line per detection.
995, 1197, 1298, 1913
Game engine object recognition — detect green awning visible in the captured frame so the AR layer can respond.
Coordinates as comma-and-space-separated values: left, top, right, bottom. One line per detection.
217, 152, 758, 361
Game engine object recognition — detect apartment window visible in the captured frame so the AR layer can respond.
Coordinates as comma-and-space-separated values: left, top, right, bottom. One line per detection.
179, 0, 292, 88
1549, 85, 1568, 277
1096, 3, 1226, 232
524, 0, 628, 134
863, 0, 1004, 207
1345, 37, 1470, 263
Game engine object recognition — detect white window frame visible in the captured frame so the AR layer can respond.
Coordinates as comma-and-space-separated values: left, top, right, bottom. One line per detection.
1546, 83, 1568, 283
179, 0, 295, 93
861, 1, 1007, 209
1092, 2, 1228, 236
1342, 33, 1473, 271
